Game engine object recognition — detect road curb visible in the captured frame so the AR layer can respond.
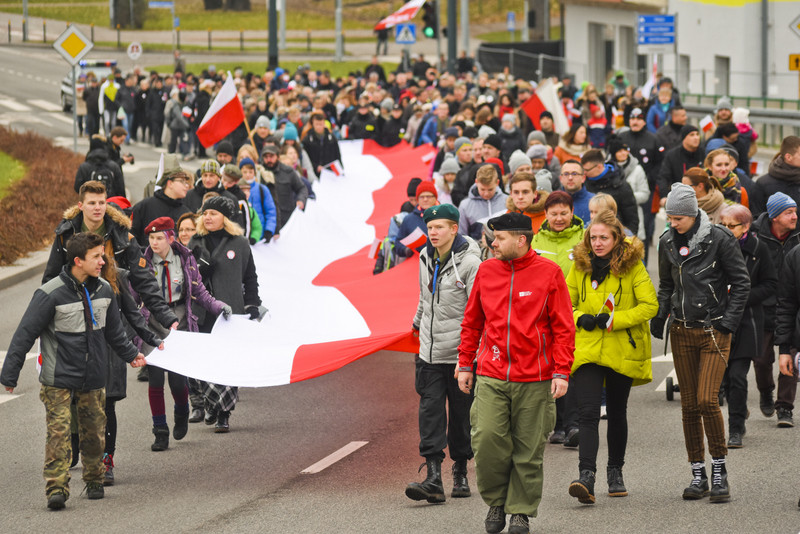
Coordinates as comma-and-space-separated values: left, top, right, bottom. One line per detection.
0, 250, 49, 291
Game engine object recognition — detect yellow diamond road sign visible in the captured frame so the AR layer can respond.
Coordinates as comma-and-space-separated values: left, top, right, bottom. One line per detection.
53, 24, 93, 65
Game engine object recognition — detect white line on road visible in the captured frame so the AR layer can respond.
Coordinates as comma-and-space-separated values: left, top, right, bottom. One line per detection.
29, 99, 62, 112
655, 369, 678, 392
301, 441, 368, 474
652, 352, 673, 363
0, 98, 31, 112
48, 113, 75, 125
0, 394, 23, 405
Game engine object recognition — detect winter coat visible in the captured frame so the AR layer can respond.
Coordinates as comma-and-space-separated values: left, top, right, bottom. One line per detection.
144, 240, 225, 332
616, 155, 650, 240
569, 187, 595, 226
302, 128, 342, 172
774, 244, 800, 353
568, 238, 658, 385
729, 232, 776, 360
44, 204, 178, 330
435, 175, 454, 205
498, 127, 526, 165
754, 156, 800, 216
263, 162, 308, 230
647, 104, 671, 134
656, 210, 750, 332
188, 230, 260, 315
396, 206, 428, 257
458, 184, 508, 239
505, 192, 547, 234
379, 117, 406, 148
584, 163, 640, 236
618, 127, 664, 190
531, 216, 584, 278
752, 212, 800, 329
458, 248, 575, 382
146, 86, 166, 121
74, 148, 126, 199
246, 180, 278, 239
348, 111, 380, 141
130, 190, 192, 246
554, 140, 589, 165
656, 145, 704, 199
655, 122, 683, 152
450, 161, 476, 207
0, 267, 138, 391
413, 234, 482, 364
184, 182, 240, 214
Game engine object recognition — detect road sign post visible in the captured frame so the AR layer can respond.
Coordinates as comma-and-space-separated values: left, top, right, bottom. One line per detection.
53, 24, 93, 153
395, 23, 417, 45
789, 54, 800, 98
507, 12, 516, 42
637, 14, 678, 88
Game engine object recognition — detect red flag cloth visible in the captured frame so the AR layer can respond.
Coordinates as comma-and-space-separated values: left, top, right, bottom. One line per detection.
521, 93, 546, 131
196, 75, 245, 148
374, 0, 426, 30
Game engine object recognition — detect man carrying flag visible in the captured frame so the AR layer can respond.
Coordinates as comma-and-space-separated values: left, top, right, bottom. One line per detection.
303, 112, 343, 177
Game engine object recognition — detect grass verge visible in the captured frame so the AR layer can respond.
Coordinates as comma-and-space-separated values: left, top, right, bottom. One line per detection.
0, 151, 26, 201
94, 41, 337, 55
0, 126, 82, 265
146, 60, 397, 79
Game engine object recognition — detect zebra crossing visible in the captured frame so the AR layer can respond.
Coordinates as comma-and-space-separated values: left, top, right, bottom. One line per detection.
0, 93, 73, 128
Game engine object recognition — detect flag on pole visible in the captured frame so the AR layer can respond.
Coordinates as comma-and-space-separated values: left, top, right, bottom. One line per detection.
699, 114, 715, 134
325, 160, 344, 176
400, 227, 427, 250
374, 0, 426, 30
641, 56, 658, 100
521, 78, 571, 135
367, 238, 382, 259
196, 73, 245, 148
599, 293, 615, 331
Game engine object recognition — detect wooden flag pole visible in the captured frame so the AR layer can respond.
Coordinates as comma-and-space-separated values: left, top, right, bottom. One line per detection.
242, 115, 259, 155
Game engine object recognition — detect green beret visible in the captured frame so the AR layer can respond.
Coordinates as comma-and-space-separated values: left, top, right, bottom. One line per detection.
423, 204, 460, 224
488, 212, 532, 232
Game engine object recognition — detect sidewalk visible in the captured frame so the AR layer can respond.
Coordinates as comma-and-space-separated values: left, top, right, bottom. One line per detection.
0, 249, 49, 291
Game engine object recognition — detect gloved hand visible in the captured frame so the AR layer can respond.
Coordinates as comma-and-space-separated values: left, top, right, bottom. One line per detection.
650, 317, 666, 339
262, 230, 273, 243
245, 305, 268, 322
576, 314, 596, 331
712, 320, 732, 335
595, 313, 611, 329
221, 305, 232, 319
248, 237, 257, 245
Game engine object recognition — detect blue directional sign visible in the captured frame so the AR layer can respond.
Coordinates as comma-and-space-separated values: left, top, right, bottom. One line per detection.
148, 0, 173, 7
395, 23, 416, 45
637, 14, 675, 46
507, 12, 516, 32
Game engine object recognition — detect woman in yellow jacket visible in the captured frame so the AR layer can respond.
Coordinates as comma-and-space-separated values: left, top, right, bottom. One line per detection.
565, 209, 658, 505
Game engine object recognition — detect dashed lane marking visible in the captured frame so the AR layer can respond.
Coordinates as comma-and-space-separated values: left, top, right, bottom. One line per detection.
48, 113, 76, 125
29, 99, 62, 112
301, 441, 369, 474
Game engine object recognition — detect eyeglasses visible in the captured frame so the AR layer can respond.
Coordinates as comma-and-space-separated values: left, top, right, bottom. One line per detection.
171, 177, 190, 185
722, 222, 743, 229
560, 171, 584, 178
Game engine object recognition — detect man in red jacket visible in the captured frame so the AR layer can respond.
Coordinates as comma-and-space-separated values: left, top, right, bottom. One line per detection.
457, 212, 575, 534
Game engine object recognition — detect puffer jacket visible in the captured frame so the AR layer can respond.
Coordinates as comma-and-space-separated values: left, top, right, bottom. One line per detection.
413, 234, 481, 364
656, 209, 750, 332
457, 184, 508, 239
504, 191, 548, 234
584, 163, 640, 236
567, 238, 658, 386
615, 155, 650, 241
458, 248, 575, 383
730, 232, 776, 360
775, 245, 800, 352
531, 216, 584, 278
752, 211, 800, 329
1, 266, 138, 390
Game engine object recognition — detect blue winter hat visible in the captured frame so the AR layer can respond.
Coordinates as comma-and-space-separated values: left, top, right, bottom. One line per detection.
767, 192, 797, 219
238, 157, 256, 169
283, 122, 298, 142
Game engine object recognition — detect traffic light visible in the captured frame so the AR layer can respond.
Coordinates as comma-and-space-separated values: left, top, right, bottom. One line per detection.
422, 3, 437, 38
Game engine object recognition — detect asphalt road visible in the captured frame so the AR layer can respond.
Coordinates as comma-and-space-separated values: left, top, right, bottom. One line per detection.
1, 46, 799, 533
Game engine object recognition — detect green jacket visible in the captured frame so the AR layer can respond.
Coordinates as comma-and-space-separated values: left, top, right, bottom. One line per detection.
531, 216, 584, 278
566, 238, 658, 385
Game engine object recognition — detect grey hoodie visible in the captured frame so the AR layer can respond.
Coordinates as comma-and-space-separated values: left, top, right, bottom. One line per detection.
457, 184, 508, 239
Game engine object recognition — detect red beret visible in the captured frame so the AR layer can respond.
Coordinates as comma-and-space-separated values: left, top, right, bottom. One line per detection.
485, 157, 505, 176
145, 216, 175, 235
415, 181, 438, 199
107, 196, 131, 210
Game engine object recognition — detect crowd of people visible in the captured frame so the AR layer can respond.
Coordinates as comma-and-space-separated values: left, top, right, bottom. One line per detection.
2, 54, 800, 529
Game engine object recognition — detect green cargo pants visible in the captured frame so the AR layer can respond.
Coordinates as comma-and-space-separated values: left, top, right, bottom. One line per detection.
470, 376, 555, 517
39, 386, 106, 499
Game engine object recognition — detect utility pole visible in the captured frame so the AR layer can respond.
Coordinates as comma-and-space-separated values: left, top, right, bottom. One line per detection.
334, 0, 343, 62
447, 0, 456, 73
268, 0, 278, 69
279, 0, 286, 50
460, 0, 468, 57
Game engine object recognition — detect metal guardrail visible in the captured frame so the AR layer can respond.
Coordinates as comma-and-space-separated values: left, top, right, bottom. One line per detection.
683, 103, 800, 147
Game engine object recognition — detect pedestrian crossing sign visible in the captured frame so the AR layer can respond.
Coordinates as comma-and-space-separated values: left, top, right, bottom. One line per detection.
395, 23, 417, 45
53, 24, 93, 65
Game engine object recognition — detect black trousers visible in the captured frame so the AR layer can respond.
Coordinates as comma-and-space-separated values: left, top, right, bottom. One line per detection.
415, 357, 473, 462
573, 363, 633, 473
723, 357, 751, 434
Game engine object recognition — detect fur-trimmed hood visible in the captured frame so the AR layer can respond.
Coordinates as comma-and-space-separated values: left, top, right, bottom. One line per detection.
572, 235, 645, 276
505, 190, 549, 215
61, 203, 132, 230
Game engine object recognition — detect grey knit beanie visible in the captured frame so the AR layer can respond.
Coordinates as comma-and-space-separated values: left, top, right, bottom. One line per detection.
478, 125, 496, 139
439, 153, 460, 175
508, 150, 532, 174
527, 130, 546, 145
535, 169, 553, 192
665, 182, 698, 217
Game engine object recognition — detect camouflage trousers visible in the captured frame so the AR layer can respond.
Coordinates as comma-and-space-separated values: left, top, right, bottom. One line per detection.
39, 386, 106, 499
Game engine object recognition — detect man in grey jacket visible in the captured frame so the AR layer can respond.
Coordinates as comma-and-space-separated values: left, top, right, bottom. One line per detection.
406, 204, 482, 505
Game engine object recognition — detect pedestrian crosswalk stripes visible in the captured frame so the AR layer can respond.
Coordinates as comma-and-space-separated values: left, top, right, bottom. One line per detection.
28, 99, 62, 112
0, 98, 31, 112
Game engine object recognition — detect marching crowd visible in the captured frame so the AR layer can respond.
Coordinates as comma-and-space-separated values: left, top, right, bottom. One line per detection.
2, 54, 800, 533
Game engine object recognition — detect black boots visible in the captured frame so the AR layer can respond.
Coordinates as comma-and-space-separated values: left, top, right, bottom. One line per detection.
188, 407, 205, 423
204, 407, 217, 426
151, 425, 170, 451
405, 457, 446, 503
451, 459, 471, 498
760, 390, 775, 417
709, 458, 730, 503
215, 411, 230, 433
607, 466, 627, 497
568, 469, 596, 504
70, 433, 80, 468
683, 463, 709, 500
173, 409, 189, 440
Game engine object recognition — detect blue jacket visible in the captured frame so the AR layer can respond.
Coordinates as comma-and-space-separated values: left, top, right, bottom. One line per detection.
419, 116, 441, 147
570, 186, 594, 226
646, 103, 671, 133
247, 180, 277, 238
396, 206, 428, 257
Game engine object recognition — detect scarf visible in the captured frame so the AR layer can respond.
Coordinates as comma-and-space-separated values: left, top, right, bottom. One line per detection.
768, 156, 800, 184
558, 139, 589, 157
697, 188, 725, 217
717, 172, 742, 203
590, 255, 611, 287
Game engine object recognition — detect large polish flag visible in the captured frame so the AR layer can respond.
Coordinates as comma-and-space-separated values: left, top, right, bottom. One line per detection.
146, 141, 434, 387
196, 74, 245, 148
520, 78, 570, 135
374, 0, 426, 30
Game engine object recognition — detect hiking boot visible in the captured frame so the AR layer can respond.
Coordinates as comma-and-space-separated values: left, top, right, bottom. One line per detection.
137, 366, 148, 382
47, 491, 66, 510
204, 407, 218, 426
760, 391, 775, 417
727, 432, 743, 449
189, 407, 205, 423
70, 433, 80, 468
568, 469, 596, 504
151, 425, 170, 451
709, 459, 730, 503
607, 466, 627, 497
683, 464, 709, 500
405, 457, 445, 503
484, 505, 506, 534
85, 482, 104, 500
451, 459, 470, 498
215, 411, 230, 433
563, 428, 580, 448
102, 453, 114, 486
777, 408, 794, 427
508, 513, 530, 534
549, 430, 565, 444
173, 409, 189, 440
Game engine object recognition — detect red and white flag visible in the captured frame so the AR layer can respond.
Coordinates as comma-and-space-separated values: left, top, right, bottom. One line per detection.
374, 0, 426, 30
699, 114, 715, 134
400, 226, 427, 250
326, 160, 344, 176
600, 293, 615, 331
196, 74, 245, 148
521, 78, 570, 135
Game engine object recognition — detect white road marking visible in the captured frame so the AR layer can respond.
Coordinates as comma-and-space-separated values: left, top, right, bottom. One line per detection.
0, 98, 31, 112
29, 99, 62, 111
655, 369, 678, 392
301, 441, 368, 474
0, 394, 23, 405
652, 352, 673, 363
48, 113, 75, 125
